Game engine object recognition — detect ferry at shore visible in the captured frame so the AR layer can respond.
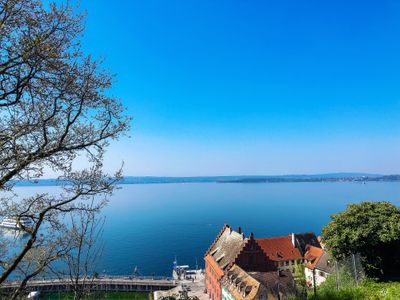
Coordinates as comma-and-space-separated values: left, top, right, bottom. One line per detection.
0, 217, 34, 231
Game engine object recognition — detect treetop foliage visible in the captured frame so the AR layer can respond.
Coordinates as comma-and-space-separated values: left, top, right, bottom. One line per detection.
322, 201, 400, 278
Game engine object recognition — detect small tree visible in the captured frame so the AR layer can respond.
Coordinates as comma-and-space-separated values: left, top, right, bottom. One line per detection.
322, 201, 400, 278
293, 263, 307, 298
56, 206, 105, 300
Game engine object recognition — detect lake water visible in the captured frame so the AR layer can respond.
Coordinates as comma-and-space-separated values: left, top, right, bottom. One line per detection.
9, 182, 400, 277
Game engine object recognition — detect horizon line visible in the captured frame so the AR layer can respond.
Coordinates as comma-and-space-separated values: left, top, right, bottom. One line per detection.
16, 172, 400, 181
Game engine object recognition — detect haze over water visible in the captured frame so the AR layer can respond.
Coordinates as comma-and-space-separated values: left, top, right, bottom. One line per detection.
11, 182, 400, 277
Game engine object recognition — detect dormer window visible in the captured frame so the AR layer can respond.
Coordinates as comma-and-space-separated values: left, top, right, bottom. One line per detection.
221, 262, 229, 270
210, 248, 219, 256
235, 277, 242, 288
238, 281, 245, 292
216, 254, 225, 263
245, 286, 252, 296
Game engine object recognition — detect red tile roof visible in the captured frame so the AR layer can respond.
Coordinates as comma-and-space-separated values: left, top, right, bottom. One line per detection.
256, 236, 302, 261
304, 245, 324, 269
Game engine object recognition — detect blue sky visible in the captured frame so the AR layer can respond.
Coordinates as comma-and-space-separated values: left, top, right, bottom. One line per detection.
75, 0, 399, 176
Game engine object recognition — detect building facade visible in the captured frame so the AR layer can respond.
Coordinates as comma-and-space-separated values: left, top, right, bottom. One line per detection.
204, 225, 246, 300
205, 225, 322, 300
304, 245, 333, 287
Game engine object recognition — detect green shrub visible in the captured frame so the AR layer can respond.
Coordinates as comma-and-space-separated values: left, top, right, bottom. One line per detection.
288, 278, 400, 300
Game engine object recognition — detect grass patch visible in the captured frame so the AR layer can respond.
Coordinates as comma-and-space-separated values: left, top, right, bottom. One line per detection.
290, 279, 400, 300
42, 291, 151, 300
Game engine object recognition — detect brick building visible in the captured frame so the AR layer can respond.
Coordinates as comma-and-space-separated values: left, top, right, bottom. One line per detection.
234, 233, 276, 272
204, 225, 276, 300
205, 225, 321, 300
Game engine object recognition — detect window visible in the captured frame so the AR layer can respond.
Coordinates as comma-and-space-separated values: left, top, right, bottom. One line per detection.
319, 271, 324, 277
210, 248, 219, 256
216, 255, 224, 263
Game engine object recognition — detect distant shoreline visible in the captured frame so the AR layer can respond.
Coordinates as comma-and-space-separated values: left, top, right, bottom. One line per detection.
11, 173, 400, 187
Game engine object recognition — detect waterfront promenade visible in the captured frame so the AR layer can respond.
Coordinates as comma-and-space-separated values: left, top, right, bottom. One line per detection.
154, 272, 207, 300
0, 276, 177, 294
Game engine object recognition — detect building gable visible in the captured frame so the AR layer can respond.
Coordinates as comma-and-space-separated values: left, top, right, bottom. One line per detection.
234, 233, 276, 272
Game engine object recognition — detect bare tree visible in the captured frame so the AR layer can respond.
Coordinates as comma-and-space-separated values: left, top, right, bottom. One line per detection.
9, 237, 73, 300
0, 0, 129, 295
58, 207, 105, 299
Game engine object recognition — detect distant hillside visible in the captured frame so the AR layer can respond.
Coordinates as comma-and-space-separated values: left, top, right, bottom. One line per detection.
217, 174, 398, 183
11, 173, 400, 187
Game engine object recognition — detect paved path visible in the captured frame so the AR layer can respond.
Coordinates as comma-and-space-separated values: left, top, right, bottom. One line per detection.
154, 272, 208, 300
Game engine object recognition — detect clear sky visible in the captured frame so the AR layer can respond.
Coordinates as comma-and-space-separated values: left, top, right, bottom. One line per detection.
75, 0, 399, 176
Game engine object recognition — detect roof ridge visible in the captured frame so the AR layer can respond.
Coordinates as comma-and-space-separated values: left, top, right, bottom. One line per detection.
256, 236, 291, 240
204, 224, 230, 256
307, 245, 322, 250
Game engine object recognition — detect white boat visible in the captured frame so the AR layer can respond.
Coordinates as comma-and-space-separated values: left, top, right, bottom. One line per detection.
172, 258, 203, 281
0, 217, 34, 231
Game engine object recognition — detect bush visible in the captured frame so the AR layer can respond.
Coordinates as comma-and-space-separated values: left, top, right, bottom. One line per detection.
289, 279, 400, 300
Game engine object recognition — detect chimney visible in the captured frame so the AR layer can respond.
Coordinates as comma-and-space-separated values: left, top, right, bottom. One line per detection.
318, 236, 325, 249
291, 233, 295, 247
238, 227, 242, 234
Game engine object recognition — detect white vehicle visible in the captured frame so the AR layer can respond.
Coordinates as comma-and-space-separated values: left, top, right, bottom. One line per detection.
0, 217, 34, 231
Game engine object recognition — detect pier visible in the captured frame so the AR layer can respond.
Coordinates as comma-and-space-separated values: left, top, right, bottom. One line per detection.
0, 276, 177, 294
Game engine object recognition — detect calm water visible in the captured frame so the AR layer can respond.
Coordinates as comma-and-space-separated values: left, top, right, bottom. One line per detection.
10, 182, 400, 276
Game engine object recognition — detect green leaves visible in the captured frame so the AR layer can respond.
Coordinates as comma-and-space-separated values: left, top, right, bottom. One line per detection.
322, 202, 400, 278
